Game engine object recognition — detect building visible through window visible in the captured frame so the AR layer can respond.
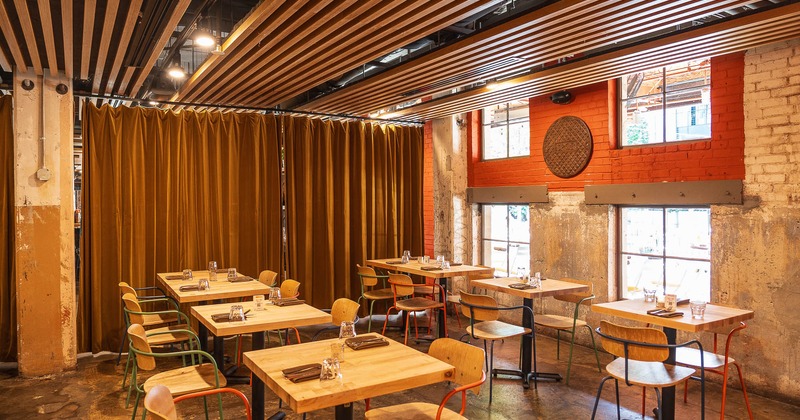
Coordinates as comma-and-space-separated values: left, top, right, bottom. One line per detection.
482, 204, 530, 277
619, 207, 711, 301
482, 100, 530, 160
620, 59, 711, 146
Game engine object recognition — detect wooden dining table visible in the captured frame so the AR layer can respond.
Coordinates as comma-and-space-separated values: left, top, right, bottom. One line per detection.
592, 298, 754, 420
471, 276, 590, 388
366, 258, 493, 338
156, 270, 272, 304
243, 332, 455, 420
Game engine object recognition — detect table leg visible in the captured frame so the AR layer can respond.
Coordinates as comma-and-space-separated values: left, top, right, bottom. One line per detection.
436, 277, 448, 338
198, 323, 209, 352
661, 327, 677, 420
213, 335, 225, 372
335, 402, 354, 419
252, 374, 265, 420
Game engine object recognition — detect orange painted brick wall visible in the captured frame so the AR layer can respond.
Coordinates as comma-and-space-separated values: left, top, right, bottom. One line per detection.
468, 53, 745, 190
423, 121, 434, 256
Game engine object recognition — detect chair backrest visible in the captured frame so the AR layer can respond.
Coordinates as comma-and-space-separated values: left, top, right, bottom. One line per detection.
707, 321, 746, 354
144, 384, 177, 420
599, 320, 668, 362
554, 277, 594, 305
127, 323, 156, 371
330, 298, 360, 325
259, 270, 278, 287
459, 291, 499, 322
429, 338, 485, 395
122, 293, 145, 325
119, 281, 137, 297
356, 264, 381, 288
280, 279, 301, 298
387, 274, 415, 298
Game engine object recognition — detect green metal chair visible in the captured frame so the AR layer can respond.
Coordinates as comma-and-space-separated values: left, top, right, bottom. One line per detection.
356, 264, 393, 332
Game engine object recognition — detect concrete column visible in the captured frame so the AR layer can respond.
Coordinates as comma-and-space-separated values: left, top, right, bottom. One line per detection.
432, 115, 471, 262
13, 69, 76, 376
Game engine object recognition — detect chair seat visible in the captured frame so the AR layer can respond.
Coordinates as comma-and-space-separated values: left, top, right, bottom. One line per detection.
141, 312, 179, 327
363, 288, 394, 300
365, 402, 466, 420
396, 297, 444, 312
145, 324, 193, 346
675, 347, 731, 370
605, 358, 695, 388
467, 320, 530, 341
534, 314, 587, 330
143, 364, 226, 395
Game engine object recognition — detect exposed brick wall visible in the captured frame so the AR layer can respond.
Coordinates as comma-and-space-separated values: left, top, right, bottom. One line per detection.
423, 121, 434, 256
468, 53, 746, 190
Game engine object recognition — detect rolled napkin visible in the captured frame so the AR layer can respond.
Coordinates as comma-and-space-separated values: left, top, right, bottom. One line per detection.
508, 283, 535, 290
228, 276, 253, 283
385, 260, 405, 264
179, 285, 200, 292
420, 266, 441, 271
165, 275, 184, 280
274, 298, 305, 307
449, 262, 463, 267
215, 268, 229, 273
211, 311, 250, 322
282, 363, 322, 383
345, 336, 390, 350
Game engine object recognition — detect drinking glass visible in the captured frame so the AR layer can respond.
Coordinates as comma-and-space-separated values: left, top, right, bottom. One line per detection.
690, 300, 707, 319
209, 270, 218, 282
208, 260, 217, 272
529, 271, 542, 288
643, 280, 659, 303
422, 255, 430, 263
269, 288, 281, 304
331, 342, 344, 363
401, 250, 411, 264
320, 357, 341, 381
227, 268, 237, 281
182, 269, 193, 280
339, 321, 357, 340
229, 304, 245, 321
441, 260, 450, 269
253, 294, 265, 310
198, 277, 210, 291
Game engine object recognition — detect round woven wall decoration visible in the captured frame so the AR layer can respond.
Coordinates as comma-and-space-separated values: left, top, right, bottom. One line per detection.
542, 116, 593, 178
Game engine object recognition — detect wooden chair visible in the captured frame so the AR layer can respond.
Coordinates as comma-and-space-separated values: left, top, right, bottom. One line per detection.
145, 384, 253, 420
532, 277, 601, 384
446, 265, 494, 330
116, 282, 177, 365
311, 298, 361, 340
591, 320, 704, 420
127, 324, 225, 420
121, 293, 195, 391
274, 279, 302, 344
459, 291, 532, 403
677, 321, 753, 420
258, 270, 279, 287
381, 273, 448, 345
356, 264, 393, 332
364, 337, 486, 419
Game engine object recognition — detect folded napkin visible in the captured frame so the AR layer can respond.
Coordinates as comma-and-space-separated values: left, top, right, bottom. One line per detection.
215, 268, 229, 273
420, 266, 442, 271
385, 260, 405, 265
449, 262, 463, 267
345, 336, 390, 351
274, 298, 305, 307
508, 283, 535, 290
165, 275, 184, 280
210, 311, 250, 322
647, 309, 684, 318
282, 363, 321, 383
228, 276, 253, 283
179, 285, 200, 292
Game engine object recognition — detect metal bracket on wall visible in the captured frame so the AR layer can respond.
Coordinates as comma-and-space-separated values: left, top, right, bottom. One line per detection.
467, 185, 548, 204
584, 180, 743, 205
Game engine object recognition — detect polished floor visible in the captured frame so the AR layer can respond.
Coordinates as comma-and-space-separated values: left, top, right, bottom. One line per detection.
1, 312, 799, 419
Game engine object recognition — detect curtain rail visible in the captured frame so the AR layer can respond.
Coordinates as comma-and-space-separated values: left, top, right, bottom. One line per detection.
75, 92, 423, 126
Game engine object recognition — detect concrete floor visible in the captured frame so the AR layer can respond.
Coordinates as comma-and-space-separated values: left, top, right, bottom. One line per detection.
2, 312, 799, 419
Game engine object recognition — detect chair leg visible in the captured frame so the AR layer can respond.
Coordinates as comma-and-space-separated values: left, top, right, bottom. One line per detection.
450, 302, 462, 329
368, 300, 376, 333
614, 379, 621, 420
381, 306, 398, 336
116, 329, 126, 365
642, 386, 647, 417
590, 376, 614, 420
733, 362, 754, 420
586, 324, 602, 373
293, 328, 302, 344
556, 329, 561, 359
655, 388, 662, 420
404, 311, 412, 346
488, 340, 495, 404
122, 353, 131, 389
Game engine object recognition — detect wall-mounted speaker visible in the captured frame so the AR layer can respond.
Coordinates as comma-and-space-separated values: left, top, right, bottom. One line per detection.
550, 90, 573, 105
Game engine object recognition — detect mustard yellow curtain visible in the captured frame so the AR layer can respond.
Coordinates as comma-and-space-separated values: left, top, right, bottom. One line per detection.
0, 95, 16, 361
78, 103, 282, 352
284, 116, 423, 307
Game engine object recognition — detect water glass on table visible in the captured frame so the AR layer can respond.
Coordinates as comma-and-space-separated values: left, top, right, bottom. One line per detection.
401, 250, 411, 264
208, 260, 217, 272
229, 304, 245, 321
182, 269, 193, 280
337, 321, 357, 362
198, 277, 210, 291
690, 300, 707, 319
269, 288, 281, 304
227, 268, 237, 281
320, 357, 341, 381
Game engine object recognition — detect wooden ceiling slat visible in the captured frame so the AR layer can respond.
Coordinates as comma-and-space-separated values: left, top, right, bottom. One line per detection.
13, 0, 43, 74
126, 0, 192, 98
92, 0, 121, 93
103, 0, 142, 94
395, 5, 800, 121
304, 0, 753, 115
0, 45, 9, 72
249, 0, 505, 108
36, 0, 58, 77
0, 1, 25, 72
80, 0, 97, 79
117, 66, 136, 95
61, 0, 73, 78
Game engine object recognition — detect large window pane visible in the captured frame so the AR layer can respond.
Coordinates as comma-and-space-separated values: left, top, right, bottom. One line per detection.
621, 208, 664, 255
665, 208, 711, 259
621, 254, 664, 295
621, 96, 663, 146
483, 240, 509, 277
666, 258, 710, 301
482, 204, 530, 277
482, 205, 508, 240
482, 100, 529, 160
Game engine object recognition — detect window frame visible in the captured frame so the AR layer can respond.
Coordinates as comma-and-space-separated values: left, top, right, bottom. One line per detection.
481, 204, 530, 278
616, 205, 711, 301
481, 101, 530, 161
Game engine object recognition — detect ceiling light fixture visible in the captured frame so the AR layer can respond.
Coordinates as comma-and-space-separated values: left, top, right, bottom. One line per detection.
194, 27, 216, 48
166, 63, 187, 80
211, 43, 225, 56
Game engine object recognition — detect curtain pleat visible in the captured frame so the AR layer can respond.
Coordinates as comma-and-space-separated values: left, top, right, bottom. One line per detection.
78, 103, 282, 352
0, 95, 16, 361
285, 116, 423, 307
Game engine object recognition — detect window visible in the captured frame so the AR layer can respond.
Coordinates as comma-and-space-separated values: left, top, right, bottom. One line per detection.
620, 59, 711, 146
619, 207, 711, 301
482, 204, 530, 277
482, 100, 530, 160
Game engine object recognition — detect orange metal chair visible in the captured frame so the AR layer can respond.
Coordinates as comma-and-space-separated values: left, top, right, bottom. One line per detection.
145, 384, 253, 420
381, 273, 447, 345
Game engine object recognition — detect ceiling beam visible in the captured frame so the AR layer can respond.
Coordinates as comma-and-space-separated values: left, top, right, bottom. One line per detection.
61, 0, 73, 78
104, 0, 143, 93
80, 0, 97, 79
13, 0, 43, 74
92, 0, 121, 92
37, 0, 59, 77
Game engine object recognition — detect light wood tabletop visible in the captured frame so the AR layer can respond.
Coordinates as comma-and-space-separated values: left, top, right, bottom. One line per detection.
243, 333, 455, 418
471, 277, 589, 299
366, 258, 492, 278
156, 271, 272, 303
191, 301, 332, 338
591, 298, 754, 333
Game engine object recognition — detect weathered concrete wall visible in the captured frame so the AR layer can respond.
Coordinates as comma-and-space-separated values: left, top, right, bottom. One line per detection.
13, 70, 76, 376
